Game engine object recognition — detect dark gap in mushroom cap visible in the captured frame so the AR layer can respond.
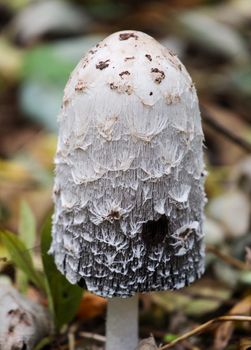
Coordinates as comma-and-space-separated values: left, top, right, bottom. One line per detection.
78, 277, 87, 290
145, 54, 152, 61
149, 92, 153, 96
96, 59, 110, 70
63, 255, 67, 275
141, 215, 169, 247
119, 33, 138, 41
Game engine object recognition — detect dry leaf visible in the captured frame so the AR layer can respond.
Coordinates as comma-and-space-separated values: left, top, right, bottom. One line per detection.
239, 337, 251, 350
245, 247, 251, 267
214, 296, 251, 350
137, 335, 158, 350
77, 292, 107, 321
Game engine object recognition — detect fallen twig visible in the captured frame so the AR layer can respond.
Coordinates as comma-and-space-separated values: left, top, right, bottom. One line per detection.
68, 333, 75, 350
206, 244, 249, 271
201, 106, 251, 153
79, 331, 106, 343
160, 315, 251, 349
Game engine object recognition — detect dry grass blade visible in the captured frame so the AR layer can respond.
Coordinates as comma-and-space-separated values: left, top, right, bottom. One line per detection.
214, 295, 251, 350
160, 316, 251, 349
201, 106, 251, 153
79, 332, 106, 343
68, 333, 75, 350
206, 244, 249, 271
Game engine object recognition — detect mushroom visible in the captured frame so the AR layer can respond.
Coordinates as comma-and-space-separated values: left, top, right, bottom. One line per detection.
50, 30, 206, 350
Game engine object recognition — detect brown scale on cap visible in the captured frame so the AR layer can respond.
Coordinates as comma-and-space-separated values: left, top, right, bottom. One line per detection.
165, 94, 181, 105
75, 80, 86, 92
107, 210, 121, 221
109, 82, 117, 90
96, 59, 110, 70
89, 49, 97, 55
119, 71, 130, 79
62, 98, 70, 108
119, 32, 138, 41
145, 54, 152, 62
151, 68, 165, 84
109, 82, 133, 95
124, 56, 135, 61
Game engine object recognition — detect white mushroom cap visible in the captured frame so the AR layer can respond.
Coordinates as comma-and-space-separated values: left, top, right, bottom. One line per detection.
50, 30, 206, 297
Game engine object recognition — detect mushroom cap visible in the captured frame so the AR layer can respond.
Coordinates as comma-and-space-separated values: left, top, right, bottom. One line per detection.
50, 30, 206, 297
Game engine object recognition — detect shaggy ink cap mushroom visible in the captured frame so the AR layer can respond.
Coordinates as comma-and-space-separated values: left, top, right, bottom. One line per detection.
50, 30, 206, 298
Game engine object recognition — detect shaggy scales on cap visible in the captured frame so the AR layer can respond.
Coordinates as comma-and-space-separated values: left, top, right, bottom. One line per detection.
50, 30, 206, 298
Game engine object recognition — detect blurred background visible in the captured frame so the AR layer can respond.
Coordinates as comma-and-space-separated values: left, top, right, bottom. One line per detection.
0, 0, 251, 349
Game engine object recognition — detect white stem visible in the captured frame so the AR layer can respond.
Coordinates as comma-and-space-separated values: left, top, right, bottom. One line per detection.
106, 294, 139, 350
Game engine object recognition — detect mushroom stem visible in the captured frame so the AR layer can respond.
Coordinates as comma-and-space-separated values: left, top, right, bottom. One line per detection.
106, 294, 139, 350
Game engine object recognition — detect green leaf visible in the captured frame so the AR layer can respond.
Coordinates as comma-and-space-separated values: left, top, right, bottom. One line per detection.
0, 230, 46, 292
41, 214, 83, 331
17, 200, 36, 292
163, 334, 178, 342
20, 36, 103, 131
19, 200, 36, 248
20, 80, 63, 132
23, 45, 73, 87
22, 36, 103, 87
34, 336, 52, 350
